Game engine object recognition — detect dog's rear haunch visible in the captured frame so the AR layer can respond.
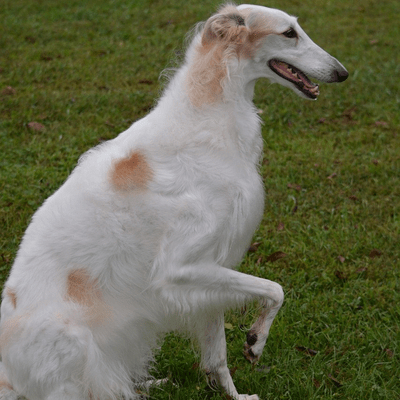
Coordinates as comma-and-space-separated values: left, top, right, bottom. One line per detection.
0, 4, 347, 400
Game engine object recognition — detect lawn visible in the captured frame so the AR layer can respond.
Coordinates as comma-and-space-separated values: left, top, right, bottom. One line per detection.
0, 0, 399, 399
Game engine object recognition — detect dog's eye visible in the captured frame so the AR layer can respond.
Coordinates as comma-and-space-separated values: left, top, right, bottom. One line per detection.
283, 28, 298, 39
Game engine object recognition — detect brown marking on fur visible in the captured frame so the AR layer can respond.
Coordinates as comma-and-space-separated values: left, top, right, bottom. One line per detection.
186, 5, 276, 107
0, 378, 13, 392
0, 315, 23, 351
66, 269, 111, 326
109, 151, 153, 192
0, 360, 13, 390
201, 5, 249, 48
218, 5, 277, 59
187, 6, 248, 106
186, 45, 227, 107
5, 287, 17, 309
66, 269, 99, 307
239, 20, 276, 58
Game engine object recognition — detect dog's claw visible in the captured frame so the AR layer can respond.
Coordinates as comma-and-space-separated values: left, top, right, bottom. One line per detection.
205, 369, 219, 390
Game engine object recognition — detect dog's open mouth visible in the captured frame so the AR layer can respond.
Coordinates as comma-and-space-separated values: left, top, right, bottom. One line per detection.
268, 59, 320, 99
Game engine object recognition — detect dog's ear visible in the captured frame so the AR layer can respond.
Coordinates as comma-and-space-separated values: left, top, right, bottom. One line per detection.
202, 12, 248, 46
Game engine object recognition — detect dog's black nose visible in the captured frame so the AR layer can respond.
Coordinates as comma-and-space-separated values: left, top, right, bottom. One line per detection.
334, 68, 349, 82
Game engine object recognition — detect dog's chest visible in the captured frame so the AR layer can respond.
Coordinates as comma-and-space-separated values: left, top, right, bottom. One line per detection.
184, 153, 264, 268
217, 169, 264, 267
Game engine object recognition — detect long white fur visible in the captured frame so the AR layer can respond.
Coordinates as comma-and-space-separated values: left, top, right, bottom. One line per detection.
0, 4, 347, 400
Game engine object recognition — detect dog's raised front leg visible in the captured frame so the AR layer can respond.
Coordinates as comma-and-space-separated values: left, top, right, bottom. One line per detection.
159, 264, 284, 314
194, 312, 259, 400
158, 264, 284, 399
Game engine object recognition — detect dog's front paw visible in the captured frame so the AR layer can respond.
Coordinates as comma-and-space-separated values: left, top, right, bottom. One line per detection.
243, 330, 266, 364
243, 341, 259, 363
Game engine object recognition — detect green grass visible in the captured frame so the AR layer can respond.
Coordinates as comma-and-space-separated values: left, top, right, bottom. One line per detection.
1, 0, 399, 399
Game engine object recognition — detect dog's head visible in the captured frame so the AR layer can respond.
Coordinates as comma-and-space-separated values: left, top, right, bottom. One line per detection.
193, 4, 348, 101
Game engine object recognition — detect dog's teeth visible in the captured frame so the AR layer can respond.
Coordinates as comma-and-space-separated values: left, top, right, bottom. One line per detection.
309, 85, 320, 96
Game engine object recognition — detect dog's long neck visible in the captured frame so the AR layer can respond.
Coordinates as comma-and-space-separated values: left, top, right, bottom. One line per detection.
155, 36, 262, 164
157, 67, 261, 163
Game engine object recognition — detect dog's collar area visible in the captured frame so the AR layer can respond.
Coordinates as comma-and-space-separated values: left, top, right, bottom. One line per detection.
268, 59, 320, 99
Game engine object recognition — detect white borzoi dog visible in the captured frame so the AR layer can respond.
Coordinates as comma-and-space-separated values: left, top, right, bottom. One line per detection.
0, 4, 348, 400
